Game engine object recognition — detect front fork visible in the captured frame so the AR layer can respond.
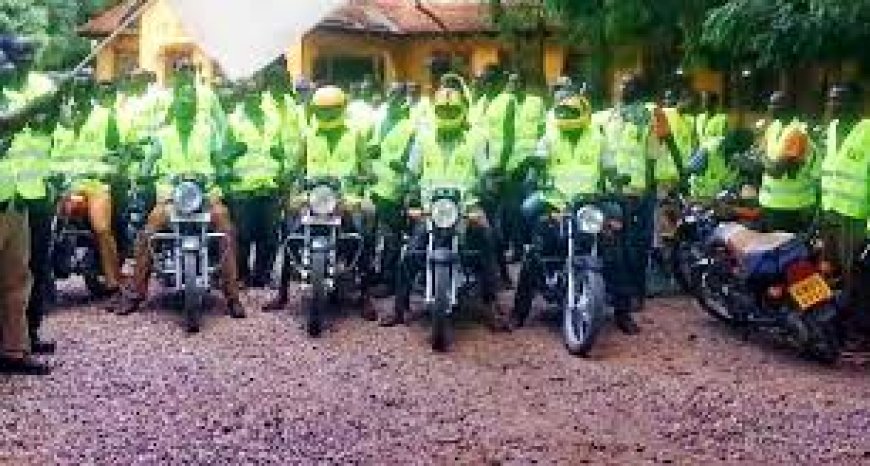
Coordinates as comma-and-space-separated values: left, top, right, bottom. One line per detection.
425, 222, 459, 309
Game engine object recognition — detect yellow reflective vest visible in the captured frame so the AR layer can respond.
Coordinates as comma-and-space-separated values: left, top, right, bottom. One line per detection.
759, 119, 817, 210
821, 119, 870, 219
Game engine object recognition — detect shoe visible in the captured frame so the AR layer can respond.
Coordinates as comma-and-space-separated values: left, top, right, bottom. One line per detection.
487, 302, 513, 333
262, 296, 287, 312
115, 294, 143, 316
0, 356, 51, 375
370, 283, 394, 299
228, 299, 247, 319
379, 308, 405, 327
615, 312, 641, 335
360, 297, 378, 322
31, 339, 56, 355
103, 289, 123, 313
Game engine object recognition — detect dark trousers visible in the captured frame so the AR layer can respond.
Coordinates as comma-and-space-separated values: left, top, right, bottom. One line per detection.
25, 200, 53, 342
762, 207, 813, 233
395, 219, 500, 312
606, 195, 655, 313
372, 197, 403, 291
229, 194, 280, 287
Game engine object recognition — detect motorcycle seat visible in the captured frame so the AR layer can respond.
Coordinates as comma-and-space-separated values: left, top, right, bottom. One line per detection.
711, 223, 805, 277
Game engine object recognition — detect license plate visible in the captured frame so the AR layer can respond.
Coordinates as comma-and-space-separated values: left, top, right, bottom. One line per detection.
788, 274, 832, 311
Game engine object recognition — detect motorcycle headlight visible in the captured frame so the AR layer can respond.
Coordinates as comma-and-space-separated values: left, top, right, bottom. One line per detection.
576, 206, 605, 234
309, 185, 338, 216
173, 181, 204, 215
431, 198, 460, 229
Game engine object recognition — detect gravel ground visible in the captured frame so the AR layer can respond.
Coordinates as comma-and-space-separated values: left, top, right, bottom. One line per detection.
2, 279, 869, 465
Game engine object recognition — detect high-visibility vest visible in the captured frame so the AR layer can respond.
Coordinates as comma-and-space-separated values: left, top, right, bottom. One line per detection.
154, 115, 218, 199
690, 113, 732, 199
608, 116, 650, 194
820, 119, 870, 219
544, 128, 603, 207
228, 107, 281, 194
418, 128, 485, 205
481, 92, 515, 171
305, 126, 360, 181
663, 107, 696, 160
261, 92, 301, 164
369, 116, 415, 200
4, 129, 52, 201
510, 94, 545, 173
759, 119, 817, 210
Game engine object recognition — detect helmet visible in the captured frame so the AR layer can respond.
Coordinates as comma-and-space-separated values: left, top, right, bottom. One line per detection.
311, 85, 347, 130
432, 87, 466, 130
553, 93, 591, 131
780, 127, 808, 164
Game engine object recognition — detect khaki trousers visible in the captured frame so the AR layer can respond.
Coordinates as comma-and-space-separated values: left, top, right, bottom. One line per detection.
0, 209, 32, 358
63, 186, 122, 289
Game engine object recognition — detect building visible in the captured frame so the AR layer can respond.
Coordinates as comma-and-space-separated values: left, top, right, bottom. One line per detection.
80, 0, 660, 93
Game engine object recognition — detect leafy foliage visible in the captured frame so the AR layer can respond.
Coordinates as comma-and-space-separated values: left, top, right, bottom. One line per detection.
0, 0, 122, 70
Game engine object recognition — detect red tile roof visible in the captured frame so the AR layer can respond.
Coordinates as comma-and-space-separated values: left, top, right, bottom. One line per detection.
79, 0, 142, 37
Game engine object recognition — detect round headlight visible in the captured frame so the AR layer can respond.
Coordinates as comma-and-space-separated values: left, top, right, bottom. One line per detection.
173, 181, 203, 215
309, 185, 338, 216
431, 198, 460, 229
577, 206, 605, 234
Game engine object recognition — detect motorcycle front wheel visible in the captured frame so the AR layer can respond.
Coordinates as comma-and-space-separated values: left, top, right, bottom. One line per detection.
430, 264, 453, 352
563, 269, 605, 357
696, 267, 736, 323
182, 252, 203, 333
307, 251, 328, 338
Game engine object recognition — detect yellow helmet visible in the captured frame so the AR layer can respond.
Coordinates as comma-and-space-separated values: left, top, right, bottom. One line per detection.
554, 93, 591, 131
312, 85, 347, 129
432, 87, 466, 130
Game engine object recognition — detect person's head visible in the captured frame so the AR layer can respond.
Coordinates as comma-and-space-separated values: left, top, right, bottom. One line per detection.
172, 78, 199, 127
96, 81, 116, 106
406, 81, 421, 102
678, 89, 699, 114
295, 77, 314, 104
506, 73, 523, 94
480, 65, 503, 96
618, 74, 646, 105
385, 82, 407, 115
439, 74, 463, 93
825, 84, 859, 122
311, 85, 347, 130
553, 91, 592, 134
700, 91, 721, 113
767, 91, 791, 120
0, 35, 37, 84
358, 78, 374, 102
432, 87, 467, 133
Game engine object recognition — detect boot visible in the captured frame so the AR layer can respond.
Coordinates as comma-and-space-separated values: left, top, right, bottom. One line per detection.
615, 312, 641, 335
0, 356, 51, 375
379, 303, 406, 327
30, 337, 56, 355
114, 292, 143, 316
262, 295, 287, 312
360, 295, 378, 322
487, 300, 513, 333
228, 298, 247, 319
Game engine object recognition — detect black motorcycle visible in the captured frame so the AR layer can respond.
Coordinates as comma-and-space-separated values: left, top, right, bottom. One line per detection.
150, 174, 224, 333
515, 196, 618, 356
283, 176, 365, 337
694, 222, 841, 362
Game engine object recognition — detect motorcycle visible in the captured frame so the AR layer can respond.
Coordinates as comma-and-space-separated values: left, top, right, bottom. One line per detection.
403, 187, 486, 352
516, 195, 617, 356
693, 221, 841, 362
283, 176, 365, 337
150, 174, 224, 333
50, 174, 110, 297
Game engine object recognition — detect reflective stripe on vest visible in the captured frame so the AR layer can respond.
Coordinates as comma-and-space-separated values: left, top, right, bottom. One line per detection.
821, 119, 870, 218
547, 129, 602, 199
305, 127, 359, 180
611, 120, 648, 193
419, 129, 481, 195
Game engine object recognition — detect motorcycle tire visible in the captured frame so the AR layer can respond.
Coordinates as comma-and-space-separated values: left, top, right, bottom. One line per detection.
83, 272, 109, 298
671, 242, 697, 293
695, 268, 736, 323
182, 252, 202, 334
307, 251, 328, 338
430, 264, 453, 353
803, 307, 842, 364
563, 269, 605, 357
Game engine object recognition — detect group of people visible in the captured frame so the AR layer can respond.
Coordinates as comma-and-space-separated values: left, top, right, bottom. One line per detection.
1, 32, 867, 375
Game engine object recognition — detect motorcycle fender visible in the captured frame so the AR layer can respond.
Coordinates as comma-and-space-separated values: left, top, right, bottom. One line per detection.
181, 236, 201, 252
429, 249, 457, 264
310, 237, 332, 254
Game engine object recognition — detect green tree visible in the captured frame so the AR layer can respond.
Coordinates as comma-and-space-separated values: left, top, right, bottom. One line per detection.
0, 0, 122, 70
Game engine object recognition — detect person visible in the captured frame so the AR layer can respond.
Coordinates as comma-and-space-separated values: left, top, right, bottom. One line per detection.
225, 80, 283, 288
758, 91, 817, 233
114, 73, 246, 319
504, 73, 546, 251
51, 80, 124, 299
367, 83, 415, 304
599, 74, 668, 333
264, 85, 377, 321
512, 91, 624, 328
347, 78, 376, 134
0, 34, 58, 374
387, 87, 511, 331
688, 91, 734, 200
819, 85, 869, 324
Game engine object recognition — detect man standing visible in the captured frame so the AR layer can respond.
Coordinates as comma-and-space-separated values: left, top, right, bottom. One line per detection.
689, 92, 734, 200
758, 91, 816, 233
819, 85, 869, 324
226, 81, 283, 288
0, 35, 57, 374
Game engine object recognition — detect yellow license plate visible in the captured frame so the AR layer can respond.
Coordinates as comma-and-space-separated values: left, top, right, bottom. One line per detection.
788, 274, 833, 311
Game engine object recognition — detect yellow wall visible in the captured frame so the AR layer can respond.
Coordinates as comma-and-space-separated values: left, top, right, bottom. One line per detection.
138, 0, 214, 84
